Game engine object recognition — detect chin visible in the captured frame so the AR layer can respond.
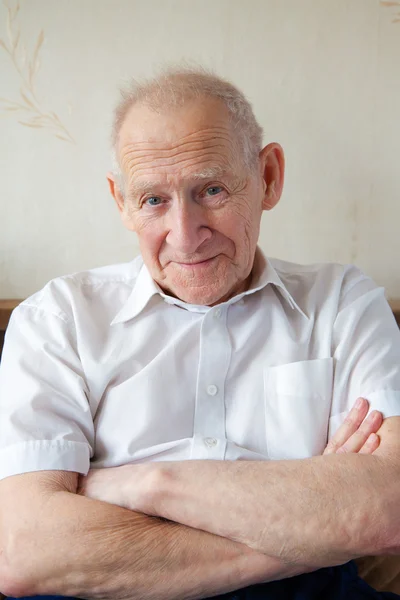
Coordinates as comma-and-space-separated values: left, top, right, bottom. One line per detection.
172, 285, 227, 306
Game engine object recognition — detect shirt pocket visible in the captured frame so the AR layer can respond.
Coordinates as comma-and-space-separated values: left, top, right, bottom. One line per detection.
263, 358, 333, 460
328, 410, 348, 440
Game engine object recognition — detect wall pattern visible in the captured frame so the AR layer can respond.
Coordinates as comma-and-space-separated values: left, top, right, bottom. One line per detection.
1, 0, 399, 300
0, 0, 74, 142
381, 0, 400, 22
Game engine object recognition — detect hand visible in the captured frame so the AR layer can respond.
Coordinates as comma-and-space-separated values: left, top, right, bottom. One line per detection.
323, 397, 383, 455
77, 462, 155, 511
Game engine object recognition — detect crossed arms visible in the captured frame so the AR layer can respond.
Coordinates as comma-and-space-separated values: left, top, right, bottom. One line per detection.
1, 399, 399, 600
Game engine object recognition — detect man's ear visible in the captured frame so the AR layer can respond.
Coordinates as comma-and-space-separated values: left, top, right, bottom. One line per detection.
107, 172, 125, 214
259, 143, 285, 211
107, 172, 135, 231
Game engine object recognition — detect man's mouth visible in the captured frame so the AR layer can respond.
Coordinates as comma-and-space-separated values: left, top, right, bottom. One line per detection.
175, 256, 218, 268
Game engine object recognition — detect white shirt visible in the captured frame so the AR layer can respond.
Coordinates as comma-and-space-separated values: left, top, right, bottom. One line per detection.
1, 249, 399, 481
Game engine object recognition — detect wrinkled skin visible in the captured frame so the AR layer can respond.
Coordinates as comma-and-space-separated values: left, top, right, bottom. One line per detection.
79, 398, 383, 510
108, 98, 284, 306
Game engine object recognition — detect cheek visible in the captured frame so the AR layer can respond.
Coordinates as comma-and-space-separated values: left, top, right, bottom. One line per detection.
135, 219, 166, 261
219, 203, 261, 271
218, 203, 259, 245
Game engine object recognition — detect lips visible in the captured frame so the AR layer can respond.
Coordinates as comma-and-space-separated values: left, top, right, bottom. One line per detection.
174, 255, 218, 266
178, 258, 214, 265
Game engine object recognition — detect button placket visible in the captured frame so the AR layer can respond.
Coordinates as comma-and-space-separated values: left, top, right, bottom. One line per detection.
207, 384, 218, 396
204, 437, 218, 447
191, 308, 232, 459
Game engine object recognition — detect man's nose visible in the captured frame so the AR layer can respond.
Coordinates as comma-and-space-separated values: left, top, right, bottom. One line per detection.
165, 199, 212, 254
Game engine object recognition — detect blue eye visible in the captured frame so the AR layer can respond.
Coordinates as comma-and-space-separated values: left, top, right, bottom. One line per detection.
206, 186, 223, 196
145, 196, 163, 206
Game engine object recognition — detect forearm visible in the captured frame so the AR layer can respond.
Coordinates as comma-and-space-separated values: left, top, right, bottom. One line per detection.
1, 473, 303, 600
149, 454, 400, 569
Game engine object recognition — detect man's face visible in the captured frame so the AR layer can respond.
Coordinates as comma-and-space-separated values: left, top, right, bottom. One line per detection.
110, 98, 279, 306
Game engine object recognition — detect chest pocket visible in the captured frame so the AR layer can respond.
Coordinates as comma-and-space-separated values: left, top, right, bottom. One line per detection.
263, 358, 334, 460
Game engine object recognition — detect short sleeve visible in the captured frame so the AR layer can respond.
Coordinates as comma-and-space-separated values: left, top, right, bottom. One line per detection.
328, 266, 400, 438
0, 304, 94, 480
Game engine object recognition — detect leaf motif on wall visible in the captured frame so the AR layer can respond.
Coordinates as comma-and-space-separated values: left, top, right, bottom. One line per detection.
0, 0, 75, 143
18, 120, 43, 128
20, 88, 34, 108
380, 0, 400, 23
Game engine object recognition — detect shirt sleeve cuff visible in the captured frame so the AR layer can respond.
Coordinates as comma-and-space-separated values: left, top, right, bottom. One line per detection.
0, 439, 91, 481
362, 389, 400, 418
329, 390, 400, 439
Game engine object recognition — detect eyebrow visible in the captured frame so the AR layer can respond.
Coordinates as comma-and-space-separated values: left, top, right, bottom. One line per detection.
129, 180, 163, 196
191, 166, 229, 180
129, 166, 233, 196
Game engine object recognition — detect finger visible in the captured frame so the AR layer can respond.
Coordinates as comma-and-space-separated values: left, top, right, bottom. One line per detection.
359, 433, 380, 455
324, 398, 369, 455
336, 410, 383, 454
76, 475, 86, 496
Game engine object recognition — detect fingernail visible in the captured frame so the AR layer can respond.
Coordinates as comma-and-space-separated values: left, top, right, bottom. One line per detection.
356, 398, 364, 409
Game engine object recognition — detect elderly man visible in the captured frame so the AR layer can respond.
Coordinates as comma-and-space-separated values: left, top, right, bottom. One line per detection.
0, 68, 399, 600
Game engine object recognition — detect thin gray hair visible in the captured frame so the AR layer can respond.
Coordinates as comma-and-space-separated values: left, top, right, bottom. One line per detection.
111, 66, 264, 192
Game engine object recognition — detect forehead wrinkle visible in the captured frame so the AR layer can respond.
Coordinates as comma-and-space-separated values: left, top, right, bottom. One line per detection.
122, 144, 231, 172
122, 143, 236, 180
119, 125, 239, 168
121, 124, 236, 149
121, 136, 236, 166
124, 146, 231, 170
124, 129, 235, 147
127, 151, 233, 185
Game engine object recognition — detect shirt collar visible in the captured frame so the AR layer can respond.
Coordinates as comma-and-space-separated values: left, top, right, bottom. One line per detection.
110, 260, 161, 326
110, 248, 308, 326
247, 248, 308, 318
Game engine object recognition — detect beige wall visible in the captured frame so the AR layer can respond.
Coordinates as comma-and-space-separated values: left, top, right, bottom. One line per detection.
1, 0, 400, 299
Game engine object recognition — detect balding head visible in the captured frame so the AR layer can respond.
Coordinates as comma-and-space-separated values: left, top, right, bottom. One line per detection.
111, 66, 264, 182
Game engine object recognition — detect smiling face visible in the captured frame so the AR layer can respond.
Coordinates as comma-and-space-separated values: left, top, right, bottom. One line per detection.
108, 97, 284, 305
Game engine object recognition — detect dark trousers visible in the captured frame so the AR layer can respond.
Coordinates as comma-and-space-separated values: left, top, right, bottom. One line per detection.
212, 561, 400, 599
7, 560, 400, 600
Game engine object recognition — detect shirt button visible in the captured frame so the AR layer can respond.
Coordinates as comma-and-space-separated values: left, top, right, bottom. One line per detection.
204, 437, 218, 447
214, 308, 222, 319
207, 384, 218, 396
